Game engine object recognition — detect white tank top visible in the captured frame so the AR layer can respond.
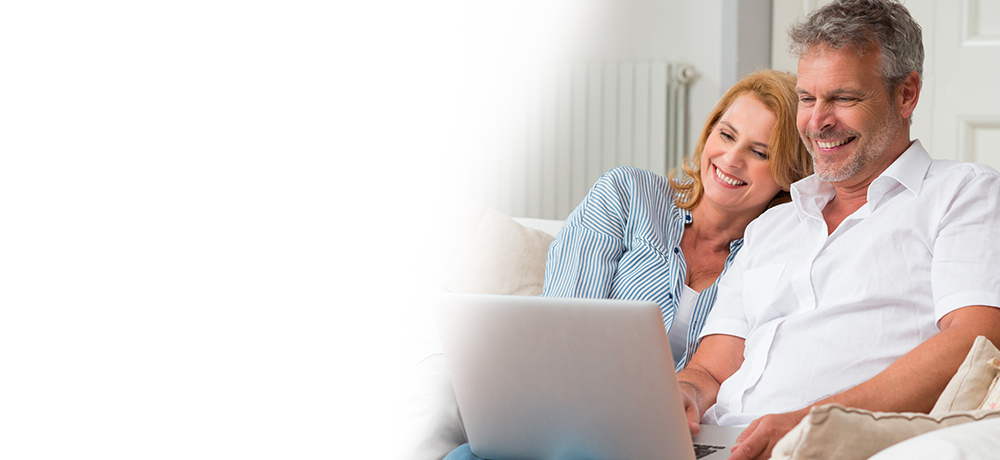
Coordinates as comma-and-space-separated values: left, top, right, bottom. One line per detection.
669, 284, 700, 365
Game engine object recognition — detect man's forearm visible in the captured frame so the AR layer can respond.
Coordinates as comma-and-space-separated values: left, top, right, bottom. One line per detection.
723, 306, 1000, 460
677, 365, 722, 420
676, 334, 746, 422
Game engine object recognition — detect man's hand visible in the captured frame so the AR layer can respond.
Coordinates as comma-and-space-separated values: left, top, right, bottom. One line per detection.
727, 408, 809, 460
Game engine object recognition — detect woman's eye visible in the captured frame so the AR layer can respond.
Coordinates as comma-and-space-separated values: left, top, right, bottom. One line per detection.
753, 150, 769, 160
720, 131, 735, 141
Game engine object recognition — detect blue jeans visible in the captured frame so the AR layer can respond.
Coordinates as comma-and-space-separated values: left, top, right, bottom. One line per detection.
443, 443, 485, 460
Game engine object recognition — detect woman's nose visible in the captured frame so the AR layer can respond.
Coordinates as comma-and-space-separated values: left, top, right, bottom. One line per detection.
720, 145, 745, 166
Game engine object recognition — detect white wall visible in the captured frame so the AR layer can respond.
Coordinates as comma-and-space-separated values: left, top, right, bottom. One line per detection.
573, 0, 729, 150
444, 0, 736, 207
722, 0, 774, 90
453, 0, 727, 149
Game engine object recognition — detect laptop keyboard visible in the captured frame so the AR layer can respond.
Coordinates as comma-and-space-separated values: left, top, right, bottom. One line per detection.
693, 443, 725, 459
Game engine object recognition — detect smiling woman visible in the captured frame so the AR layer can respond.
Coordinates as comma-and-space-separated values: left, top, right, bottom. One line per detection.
539, 71, 811, 373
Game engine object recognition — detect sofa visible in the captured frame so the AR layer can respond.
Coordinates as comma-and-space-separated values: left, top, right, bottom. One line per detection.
397, 200, 1000, 460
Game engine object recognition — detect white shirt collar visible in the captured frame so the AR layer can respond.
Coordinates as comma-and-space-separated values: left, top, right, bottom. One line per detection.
789, 140, 932, 220
870, 140, 932, 203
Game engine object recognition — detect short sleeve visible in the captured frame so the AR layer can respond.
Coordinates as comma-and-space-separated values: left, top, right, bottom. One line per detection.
932, 170, 1000, 321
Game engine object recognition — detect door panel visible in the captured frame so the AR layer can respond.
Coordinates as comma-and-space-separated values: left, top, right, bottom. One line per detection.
928, 0, 1000, 168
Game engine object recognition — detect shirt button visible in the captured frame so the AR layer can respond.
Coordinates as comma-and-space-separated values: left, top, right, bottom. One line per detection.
685, 215, 692, 223
674, 247, 680, 254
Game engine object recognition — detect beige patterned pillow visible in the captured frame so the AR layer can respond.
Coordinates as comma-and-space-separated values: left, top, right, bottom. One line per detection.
977, 358, 1000, 410
770, 404, 1000, 460
930, 335, 1000, 415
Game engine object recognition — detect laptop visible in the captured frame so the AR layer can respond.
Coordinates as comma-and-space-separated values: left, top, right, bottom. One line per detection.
434, 293, 742, 460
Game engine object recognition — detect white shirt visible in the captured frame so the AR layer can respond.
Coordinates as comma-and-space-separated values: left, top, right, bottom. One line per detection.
671, 285, 700, 365
699, 141, 1000, 426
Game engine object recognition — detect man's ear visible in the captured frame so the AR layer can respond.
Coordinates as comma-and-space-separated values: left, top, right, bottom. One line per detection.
897, 71, 920, 119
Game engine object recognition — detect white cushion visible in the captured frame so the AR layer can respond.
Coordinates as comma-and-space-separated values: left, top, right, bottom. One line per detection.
868, 417, 1000, 460
512, 217, 565, 237
427, 200, 554, 296
395, 355, 467, 460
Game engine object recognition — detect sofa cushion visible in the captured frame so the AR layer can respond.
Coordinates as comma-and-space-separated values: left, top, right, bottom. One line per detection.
866, 416, 1000, 460
770, 404, 1000, 460
931, 335, 1000, 415
395, 354, 468, 460
429, 200, 554, 296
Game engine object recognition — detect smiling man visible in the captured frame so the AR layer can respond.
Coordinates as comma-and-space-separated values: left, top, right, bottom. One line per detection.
676, 1, 1000, 459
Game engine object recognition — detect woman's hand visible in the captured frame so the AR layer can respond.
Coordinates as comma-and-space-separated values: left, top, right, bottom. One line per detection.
678, 381, 703, 436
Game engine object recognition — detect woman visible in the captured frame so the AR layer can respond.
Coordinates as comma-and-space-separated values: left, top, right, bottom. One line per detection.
542, 69, 812, 371
443, 69, 812, 460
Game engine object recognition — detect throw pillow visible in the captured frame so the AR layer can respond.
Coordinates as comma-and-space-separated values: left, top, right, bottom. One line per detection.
977, 358, 1000, 410
428, 199, 554, 296
770, 404, 1000, 460
930, 335, 1000, 415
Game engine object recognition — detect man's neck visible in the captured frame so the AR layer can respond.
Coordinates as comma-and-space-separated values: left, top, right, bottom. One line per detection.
821, 139, 912, 234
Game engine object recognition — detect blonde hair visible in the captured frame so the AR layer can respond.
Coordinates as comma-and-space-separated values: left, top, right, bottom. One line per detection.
670, 69, 813, 210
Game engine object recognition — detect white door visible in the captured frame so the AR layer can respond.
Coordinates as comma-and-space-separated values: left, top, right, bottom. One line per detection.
771, 0, 1000, 170
921, 0, 1000, 168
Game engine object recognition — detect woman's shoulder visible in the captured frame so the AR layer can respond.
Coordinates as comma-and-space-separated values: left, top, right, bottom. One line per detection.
587, 167, 685, 215
596, 166, 678, 194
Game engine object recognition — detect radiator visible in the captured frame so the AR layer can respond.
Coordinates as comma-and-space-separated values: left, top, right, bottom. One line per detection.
468, 62, 696, 221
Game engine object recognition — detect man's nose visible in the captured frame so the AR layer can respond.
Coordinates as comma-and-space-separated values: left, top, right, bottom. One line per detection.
806, 102, 835, 132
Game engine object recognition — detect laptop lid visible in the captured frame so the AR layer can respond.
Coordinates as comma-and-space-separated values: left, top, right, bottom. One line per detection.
434, 294, 739, 460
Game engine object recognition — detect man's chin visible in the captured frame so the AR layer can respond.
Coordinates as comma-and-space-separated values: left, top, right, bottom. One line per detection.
813, 162, 857, 183
816, 171, 851, 183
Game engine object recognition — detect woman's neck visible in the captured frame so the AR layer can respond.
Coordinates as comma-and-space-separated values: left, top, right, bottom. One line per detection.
686, 202, 764, 251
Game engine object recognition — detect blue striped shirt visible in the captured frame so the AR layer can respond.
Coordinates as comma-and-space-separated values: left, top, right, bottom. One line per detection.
542, 167, 743, 371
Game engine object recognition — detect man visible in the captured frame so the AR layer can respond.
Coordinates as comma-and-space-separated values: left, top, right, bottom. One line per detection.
677, 1, 1000, 459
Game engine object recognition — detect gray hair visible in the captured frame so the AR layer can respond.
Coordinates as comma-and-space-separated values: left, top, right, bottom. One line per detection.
788, 0, 923, 94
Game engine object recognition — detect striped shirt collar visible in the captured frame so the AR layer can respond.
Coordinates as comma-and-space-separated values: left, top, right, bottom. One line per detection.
676, 206, 743, 253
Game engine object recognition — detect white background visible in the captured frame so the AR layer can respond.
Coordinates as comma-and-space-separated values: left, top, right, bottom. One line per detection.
0, 0, 789, 458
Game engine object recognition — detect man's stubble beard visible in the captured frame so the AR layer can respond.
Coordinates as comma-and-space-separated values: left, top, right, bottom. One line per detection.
805, 106, 903, 183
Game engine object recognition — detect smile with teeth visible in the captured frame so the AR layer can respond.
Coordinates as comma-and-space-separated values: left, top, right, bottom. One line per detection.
816, 137, 855, 149
715, 165, 746, 186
